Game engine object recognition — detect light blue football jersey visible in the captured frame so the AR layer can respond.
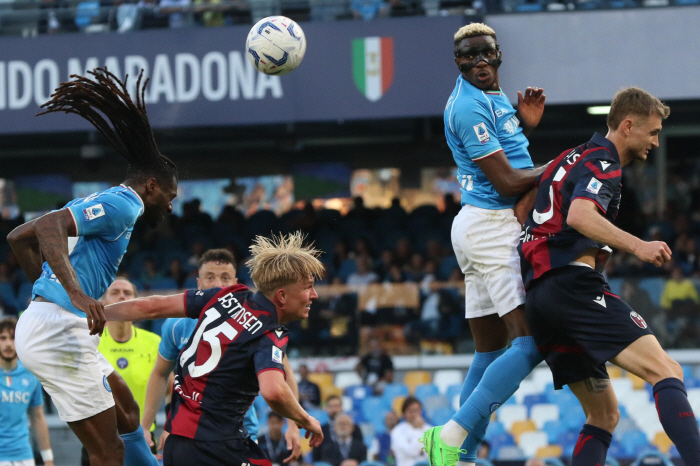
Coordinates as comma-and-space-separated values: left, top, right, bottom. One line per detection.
33, 185, 144, 317
0, 361, 44, 461
444, 76, 534, 210
159, 316, 259, 440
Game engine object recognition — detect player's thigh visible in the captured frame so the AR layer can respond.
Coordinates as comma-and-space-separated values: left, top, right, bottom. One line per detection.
611, 334, 683, 385
15, 303, 115, 423
467, 314, 508, 352
69, 407, 124, 461
569, 378, 619, 432
107, 368, 141, 434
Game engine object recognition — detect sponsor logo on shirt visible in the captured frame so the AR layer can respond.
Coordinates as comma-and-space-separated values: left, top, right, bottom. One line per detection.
83, 203, 106, 221
503, 116, 520, 135
272, 346, 283, 364
117, 357, 129, 369
586, 177, 602, 194
1, 390, 31, 403
473, 122, 491, 144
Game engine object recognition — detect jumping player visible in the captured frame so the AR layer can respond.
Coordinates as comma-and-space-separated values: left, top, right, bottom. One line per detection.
104, 232, 324, 466
421, 23, 547, 466
520, 87, 700, 465
0, 317, 54, 466
7, 68, 178, 466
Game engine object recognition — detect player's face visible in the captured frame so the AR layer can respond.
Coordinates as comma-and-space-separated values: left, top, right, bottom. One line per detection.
197, 261, 237, 289
627, 114, 662, 162
103, 279, 136, 306
143, 176, 178, 228
282, 275, 318, 321
455, 35, 501, 91
0, 330, 16, 363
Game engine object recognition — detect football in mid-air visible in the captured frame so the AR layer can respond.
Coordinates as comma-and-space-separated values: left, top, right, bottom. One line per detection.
246, 16, 306, 76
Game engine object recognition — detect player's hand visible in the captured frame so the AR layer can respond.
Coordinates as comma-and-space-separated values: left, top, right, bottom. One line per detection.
69, 290, 106, 335
634, 240, 672, 267
45, 461, 54, 466
301, 415, 323, 448
514, 187, 537, 226
158, 429, 170, 452
517, 87, 546, 129
143, 427, 154, 448
283, 422, 302, 463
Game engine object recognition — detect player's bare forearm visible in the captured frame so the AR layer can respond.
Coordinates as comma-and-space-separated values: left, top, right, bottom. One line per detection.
259, 370, 310, 427
7, 220, 45, 282
33, 211, 82, 294
478, 152, 546, 198
104, 294, 186, 321
567, 199, 642, 254
283, 356, 299, 399
141, 356, 175, 434
30, 406, 52, 450
514, 187, 538, 226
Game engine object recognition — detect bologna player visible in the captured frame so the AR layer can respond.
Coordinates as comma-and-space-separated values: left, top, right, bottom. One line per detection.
0, 317, 54, 466
422, 23, 547, 466
520, 88, 700, 465
7, 69, 177, 466
104, 232, 324, 466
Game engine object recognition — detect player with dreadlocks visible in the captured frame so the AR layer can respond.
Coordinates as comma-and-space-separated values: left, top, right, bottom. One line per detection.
7, 68, 177, 466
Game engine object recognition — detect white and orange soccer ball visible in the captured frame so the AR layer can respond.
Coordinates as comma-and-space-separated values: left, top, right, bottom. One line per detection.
245, 16, 306, 76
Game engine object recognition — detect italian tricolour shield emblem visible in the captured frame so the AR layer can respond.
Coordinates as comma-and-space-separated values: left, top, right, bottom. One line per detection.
352, 37, 394, 102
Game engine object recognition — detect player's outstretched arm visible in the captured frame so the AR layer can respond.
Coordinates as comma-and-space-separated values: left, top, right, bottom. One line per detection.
282, 355, 302, 463
258, 370, 324, 448
29, 406, 54, 466
476, 152, 548, 198
516, 87, 546, 137
568, 199, 672, 267
104, 294, 187, 323
140, 355, 176, 447
6, 218, 43, 282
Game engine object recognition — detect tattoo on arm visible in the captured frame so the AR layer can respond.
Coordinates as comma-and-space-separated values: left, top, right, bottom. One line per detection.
584, 377, 610, 393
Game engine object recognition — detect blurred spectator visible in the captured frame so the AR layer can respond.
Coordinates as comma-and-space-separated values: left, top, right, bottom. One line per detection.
368, 411, 399, 463
158, 0, 191, 28
320, 395, 363, 442
351, 0, 390, 19
405, 253, 425, 282
347, 256, 378, 287
258, 412, 293, 466
476, 439, 490, 459
442, 193, 460, 219
390, 397, 431, 466
314, 413, 367, 466
297, 364, 321, 409
166, 258, 188, 289
375, 249, 395, 281
0, 295, 17, 318
674, 232, 698, 275
347, 196, 370, 223
621, 280, 667, 344
356, 337, 393, 394
660, 266, 699, 311
384, 263, 406, 284
139, 257, 163, 287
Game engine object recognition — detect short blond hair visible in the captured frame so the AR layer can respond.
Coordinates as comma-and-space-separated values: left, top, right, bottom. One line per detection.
607, 87, 670, 130
246, 232, 324, 294
454, 23, 497, 46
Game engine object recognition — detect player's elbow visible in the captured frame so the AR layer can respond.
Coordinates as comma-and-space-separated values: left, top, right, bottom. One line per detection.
260, 383, 284, 404
567, 202, 589, 232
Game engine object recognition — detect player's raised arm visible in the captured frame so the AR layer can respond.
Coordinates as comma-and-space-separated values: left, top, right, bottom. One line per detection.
104, 294, 187, 323
258, 369, 323, 448
516, 86, 546, 137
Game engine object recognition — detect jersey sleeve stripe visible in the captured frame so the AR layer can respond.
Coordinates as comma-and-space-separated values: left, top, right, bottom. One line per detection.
572, 196, 608, 215
584, 161, 621, 180
472, 148, 502, 162
158, 350, 175, 362
257, 367, 287, 380
66, 207, 80, 236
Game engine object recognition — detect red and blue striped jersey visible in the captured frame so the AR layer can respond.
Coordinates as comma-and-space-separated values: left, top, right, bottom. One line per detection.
165, 284, 289, 441
519, 133, 622, 288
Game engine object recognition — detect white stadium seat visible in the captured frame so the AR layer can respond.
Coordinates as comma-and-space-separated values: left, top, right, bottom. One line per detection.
513, 380, 542, 404
497, 404, 528, 430
530, 403, 559, 429
432, 370, 463, 395
518, 431, 549, 457
335, 371, 363, 389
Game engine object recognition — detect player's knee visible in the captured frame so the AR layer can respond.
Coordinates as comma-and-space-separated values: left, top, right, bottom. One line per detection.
646, 356, 683, 385
661, 357, 684, 382
88, 438, 124, 466
587, 407, 619, 432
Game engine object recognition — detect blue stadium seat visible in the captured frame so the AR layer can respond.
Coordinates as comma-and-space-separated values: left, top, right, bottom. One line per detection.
475, 459, 494, 466
543, 458, 565, 466
423, 395, 450, 420
414, 384, 440, 403
359, 461, 385, 466
483, 420, 506, 440
516, 2, 544, 10
523, 393, 548, 413
446, 384, 462, 401
496, 445, 526, 460
542, 420, 566, 444
638, 278, 665, 305
488, 433, 515, 450
631, 450, 674, 466
430, 406, 455, 426
362, 397, 389, 424
669, 445, 680, 458
0, 282, 16, 309
381, 383, 409, 404
149, 277, 178, 290
621, 430, 651, 456
606, 456, 621, 466
562, 408, 586, 431
74, 1, 100, 29
345, 384, 372, 401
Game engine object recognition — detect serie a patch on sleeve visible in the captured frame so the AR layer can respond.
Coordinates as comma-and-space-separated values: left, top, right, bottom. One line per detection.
83, 204, 106, 221
272, 346, 283, 364
586, 177, 602, 194
473, 122, 491, 144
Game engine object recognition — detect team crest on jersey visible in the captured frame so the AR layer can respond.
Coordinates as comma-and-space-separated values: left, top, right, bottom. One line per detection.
630, 311, 647, 329
586, 177, 602, 194
473, 123, 490, 143
21, 378, 29, 387
83, 204, 105, 221
117, 357, 129, 369
272, 346, 283, 364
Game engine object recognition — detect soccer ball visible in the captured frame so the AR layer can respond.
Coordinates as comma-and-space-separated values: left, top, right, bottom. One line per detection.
246, 16, 306, 76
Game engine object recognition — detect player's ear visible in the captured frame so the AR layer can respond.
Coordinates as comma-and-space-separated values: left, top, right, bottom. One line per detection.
145, 177, 158, 195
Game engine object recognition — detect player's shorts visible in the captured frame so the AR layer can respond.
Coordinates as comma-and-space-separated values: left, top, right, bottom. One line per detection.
0, 459, 35, 466
451, 203, 525, 318
525, 264, 653, 389
15, 301, 115, 422
164, 434, 272, 466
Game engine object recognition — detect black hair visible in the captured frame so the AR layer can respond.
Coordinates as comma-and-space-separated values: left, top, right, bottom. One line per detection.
198, 248, 237, 269
0, 317, 17, 337
401, 396, 422, 414
37, 68, 178, 187
268, 412, 284, 421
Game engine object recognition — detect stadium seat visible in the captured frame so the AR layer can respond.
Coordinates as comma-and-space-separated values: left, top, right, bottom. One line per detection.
606, 457, 621, 466
404, 371, 432, 393
653, 431, 672, 454
489, 432, 516, 450
542, 420, 566, 444
483, 420, 507, 440
0, 283, 16, 309
345, 384, 372, 402
432, 370, 462, 394
607, 365, 623, 378
620, 430, 651, 456
516, 2, 544, 11
510, 419, 537, 442
497, 404, 528, 430
430, 406, 455, 426
530, 403, 559, 429
414, 384, 440, 403
514, 380, 544, 403
341, 396, 353, 412
306, 408, 328, 426
523, 394, 548, 413
496, 445, 526, 460
446, 384, 462, 402
382, 383, 409, 404
335, 371, 362, 390
627, 371, 647, 390
74, 1, 101, 30
424, 395, 450, 420
631, 450, 675, 466
362, 397, 389, 422
530, 367, 554, 391
540, 455, 565, 466
669, 445, 680, 458
359, 461, 385, 466
688, 388, 700, 413
392, 396, 406, 416
474, 460, 494, 466
612, 377, 634, 397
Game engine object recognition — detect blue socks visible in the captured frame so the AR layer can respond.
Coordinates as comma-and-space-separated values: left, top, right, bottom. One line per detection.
572, 424, 612, 466
121, 425, 159, 466
453, 337, 543, 432
653, 378, 700, 465
456, 347, 506, 462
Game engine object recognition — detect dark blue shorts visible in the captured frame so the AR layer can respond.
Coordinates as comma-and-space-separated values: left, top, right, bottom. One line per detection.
164, 434, 271, 466
525, 265, 653, 389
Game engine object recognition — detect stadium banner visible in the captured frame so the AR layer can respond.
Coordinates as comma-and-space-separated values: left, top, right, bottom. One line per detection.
0, 16, 464, 134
